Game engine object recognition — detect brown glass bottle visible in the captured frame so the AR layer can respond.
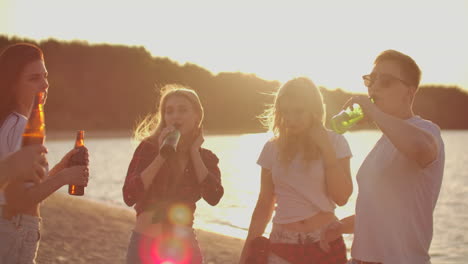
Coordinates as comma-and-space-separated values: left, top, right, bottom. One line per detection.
22, 92, 46, 147
68, 130, 87, 196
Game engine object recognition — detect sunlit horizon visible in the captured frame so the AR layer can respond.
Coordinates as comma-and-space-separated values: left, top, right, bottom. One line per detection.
1, 0, 467, 93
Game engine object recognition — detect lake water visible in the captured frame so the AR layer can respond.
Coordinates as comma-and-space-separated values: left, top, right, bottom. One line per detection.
44, 130, 468, 263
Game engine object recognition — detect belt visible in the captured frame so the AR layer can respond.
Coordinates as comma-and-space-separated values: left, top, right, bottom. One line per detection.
354, 259, 382, 264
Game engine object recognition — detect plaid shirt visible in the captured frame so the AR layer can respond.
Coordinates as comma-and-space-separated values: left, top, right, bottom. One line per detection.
122, 140, 223, 226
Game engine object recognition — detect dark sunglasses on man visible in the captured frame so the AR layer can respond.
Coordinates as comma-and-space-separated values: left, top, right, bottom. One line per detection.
362, 73, 409, 88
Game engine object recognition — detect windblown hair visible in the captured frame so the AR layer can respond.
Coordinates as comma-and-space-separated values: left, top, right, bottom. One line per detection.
260, 77, 325, 163
134, 84, 204, 144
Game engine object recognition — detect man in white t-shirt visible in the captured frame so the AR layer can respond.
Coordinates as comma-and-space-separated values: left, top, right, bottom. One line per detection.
321, 50, 445, 264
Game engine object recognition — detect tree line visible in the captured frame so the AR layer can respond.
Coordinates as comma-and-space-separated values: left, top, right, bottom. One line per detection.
1, 35, 467, 133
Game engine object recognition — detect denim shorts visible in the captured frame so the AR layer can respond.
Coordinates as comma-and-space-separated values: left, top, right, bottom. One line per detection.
0, 208, 17, 264
126, 226, 203, 264
268, 224, 323, 264
0, 208, 41, 264
267, 223, 347, 264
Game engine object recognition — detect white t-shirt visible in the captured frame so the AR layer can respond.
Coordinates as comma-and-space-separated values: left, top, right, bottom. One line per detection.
351, 116, 445, 264
0, 112, 28, 205
257, 130, 352, 224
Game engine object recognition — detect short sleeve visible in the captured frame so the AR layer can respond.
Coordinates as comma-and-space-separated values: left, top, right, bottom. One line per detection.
330, 131, 352, 159
0, 113, 27, 159
257, 140, 276, 170
410, 118, 444, 153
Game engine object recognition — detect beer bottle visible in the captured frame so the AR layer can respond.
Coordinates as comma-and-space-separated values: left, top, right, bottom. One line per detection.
68, 130, 87, 196
330, 104, 364, 134
159, 129, 180, 159
22, 92, 46, 187
22, 92, 46, 146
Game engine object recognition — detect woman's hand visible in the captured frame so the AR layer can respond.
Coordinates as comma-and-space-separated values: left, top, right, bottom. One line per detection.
319, 220, 343, 252
60, 165, 89, 186
309, 121, 331, 151
5, 145, 48, 184
158, 125, 177, 147
191, 126, 204, 154
49, 147, 89, 177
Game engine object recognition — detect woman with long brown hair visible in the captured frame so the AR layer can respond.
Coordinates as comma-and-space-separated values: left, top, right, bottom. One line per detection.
0, 43, 89, 263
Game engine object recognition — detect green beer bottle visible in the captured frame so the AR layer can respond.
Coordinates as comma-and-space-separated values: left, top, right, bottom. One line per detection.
330, 104, 364, 134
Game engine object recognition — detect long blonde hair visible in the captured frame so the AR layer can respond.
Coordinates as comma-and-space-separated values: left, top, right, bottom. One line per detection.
134, 84, 204, 144
260, 77, 325, 163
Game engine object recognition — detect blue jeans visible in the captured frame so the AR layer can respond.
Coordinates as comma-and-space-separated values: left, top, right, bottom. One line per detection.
126, 227, 203, 264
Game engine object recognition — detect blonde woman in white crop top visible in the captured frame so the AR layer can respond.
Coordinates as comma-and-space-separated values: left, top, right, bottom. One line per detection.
239, 77, 353, 264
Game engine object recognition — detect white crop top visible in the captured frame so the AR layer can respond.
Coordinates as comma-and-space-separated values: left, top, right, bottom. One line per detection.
257, 130, 352, 224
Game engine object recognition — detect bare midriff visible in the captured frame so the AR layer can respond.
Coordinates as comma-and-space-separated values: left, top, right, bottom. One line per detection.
3, 204, 40, 218
24, 205, 40, 217
133, 210, 166, 237
276, 211, 337, 232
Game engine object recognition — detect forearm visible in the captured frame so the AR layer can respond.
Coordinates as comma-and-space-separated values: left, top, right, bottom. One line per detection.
322, 147, 352, 206
13, 173, 67, 211
48, 162, 64, 178
371, 110, 438, 167
246, 206, 274, 240
240, 202, 275, 263
191, 151, 209, 183
339, 215, 355, 234
140, 155, 166, 189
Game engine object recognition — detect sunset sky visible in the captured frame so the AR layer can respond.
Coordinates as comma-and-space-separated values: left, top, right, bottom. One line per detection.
1, 0, 467, 93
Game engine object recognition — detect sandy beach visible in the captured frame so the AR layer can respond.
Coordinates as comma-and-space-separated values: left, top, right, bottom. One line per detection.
36, 193, 244, 264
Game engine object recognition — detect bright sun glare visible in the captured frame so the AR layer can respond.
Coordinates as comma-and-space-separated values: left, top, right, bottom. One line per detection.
1, 0, 467, 92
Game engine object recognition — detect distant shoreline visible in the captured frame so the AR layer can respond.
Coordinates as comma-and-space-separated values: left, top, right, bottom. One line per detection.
45, 128, 468, 141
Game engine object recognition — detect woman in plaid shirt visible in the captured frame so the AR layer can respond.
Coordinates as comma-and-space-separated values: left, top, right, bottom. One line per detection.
123, 85, 224, 264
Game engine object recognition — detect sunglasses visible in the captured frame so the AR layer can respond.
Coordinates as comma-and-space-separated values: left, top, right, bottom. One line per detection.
362, 73, 410, 88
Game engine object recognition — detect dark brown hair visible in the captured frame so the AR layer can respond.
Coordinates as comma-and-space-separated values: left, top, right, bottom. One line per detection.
0, 43, 44, 124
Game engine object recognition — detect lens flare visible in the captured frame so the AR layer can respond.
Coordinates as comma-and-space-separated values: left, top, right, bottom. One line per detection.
139, 231, 194, 264
168, 204, 191, 226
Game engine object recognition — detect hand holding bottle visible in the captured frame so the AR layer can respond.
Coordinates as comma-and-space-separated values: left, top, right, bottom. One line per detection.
58, 165, 89, 187
158, 125, 180, 159
3, 145, 48, 185
342, 95, 376, 117
68, 130, 89, 195
331, 95, 376, 134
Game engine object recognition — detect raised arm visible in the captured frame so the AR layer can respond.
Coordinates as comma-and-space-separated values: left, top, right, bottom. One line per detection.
312, 125, 353, 206
346, 96, 438, 168
191, 149, 224, 205
371, 110, 438, 167
122, 141, 165, 206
